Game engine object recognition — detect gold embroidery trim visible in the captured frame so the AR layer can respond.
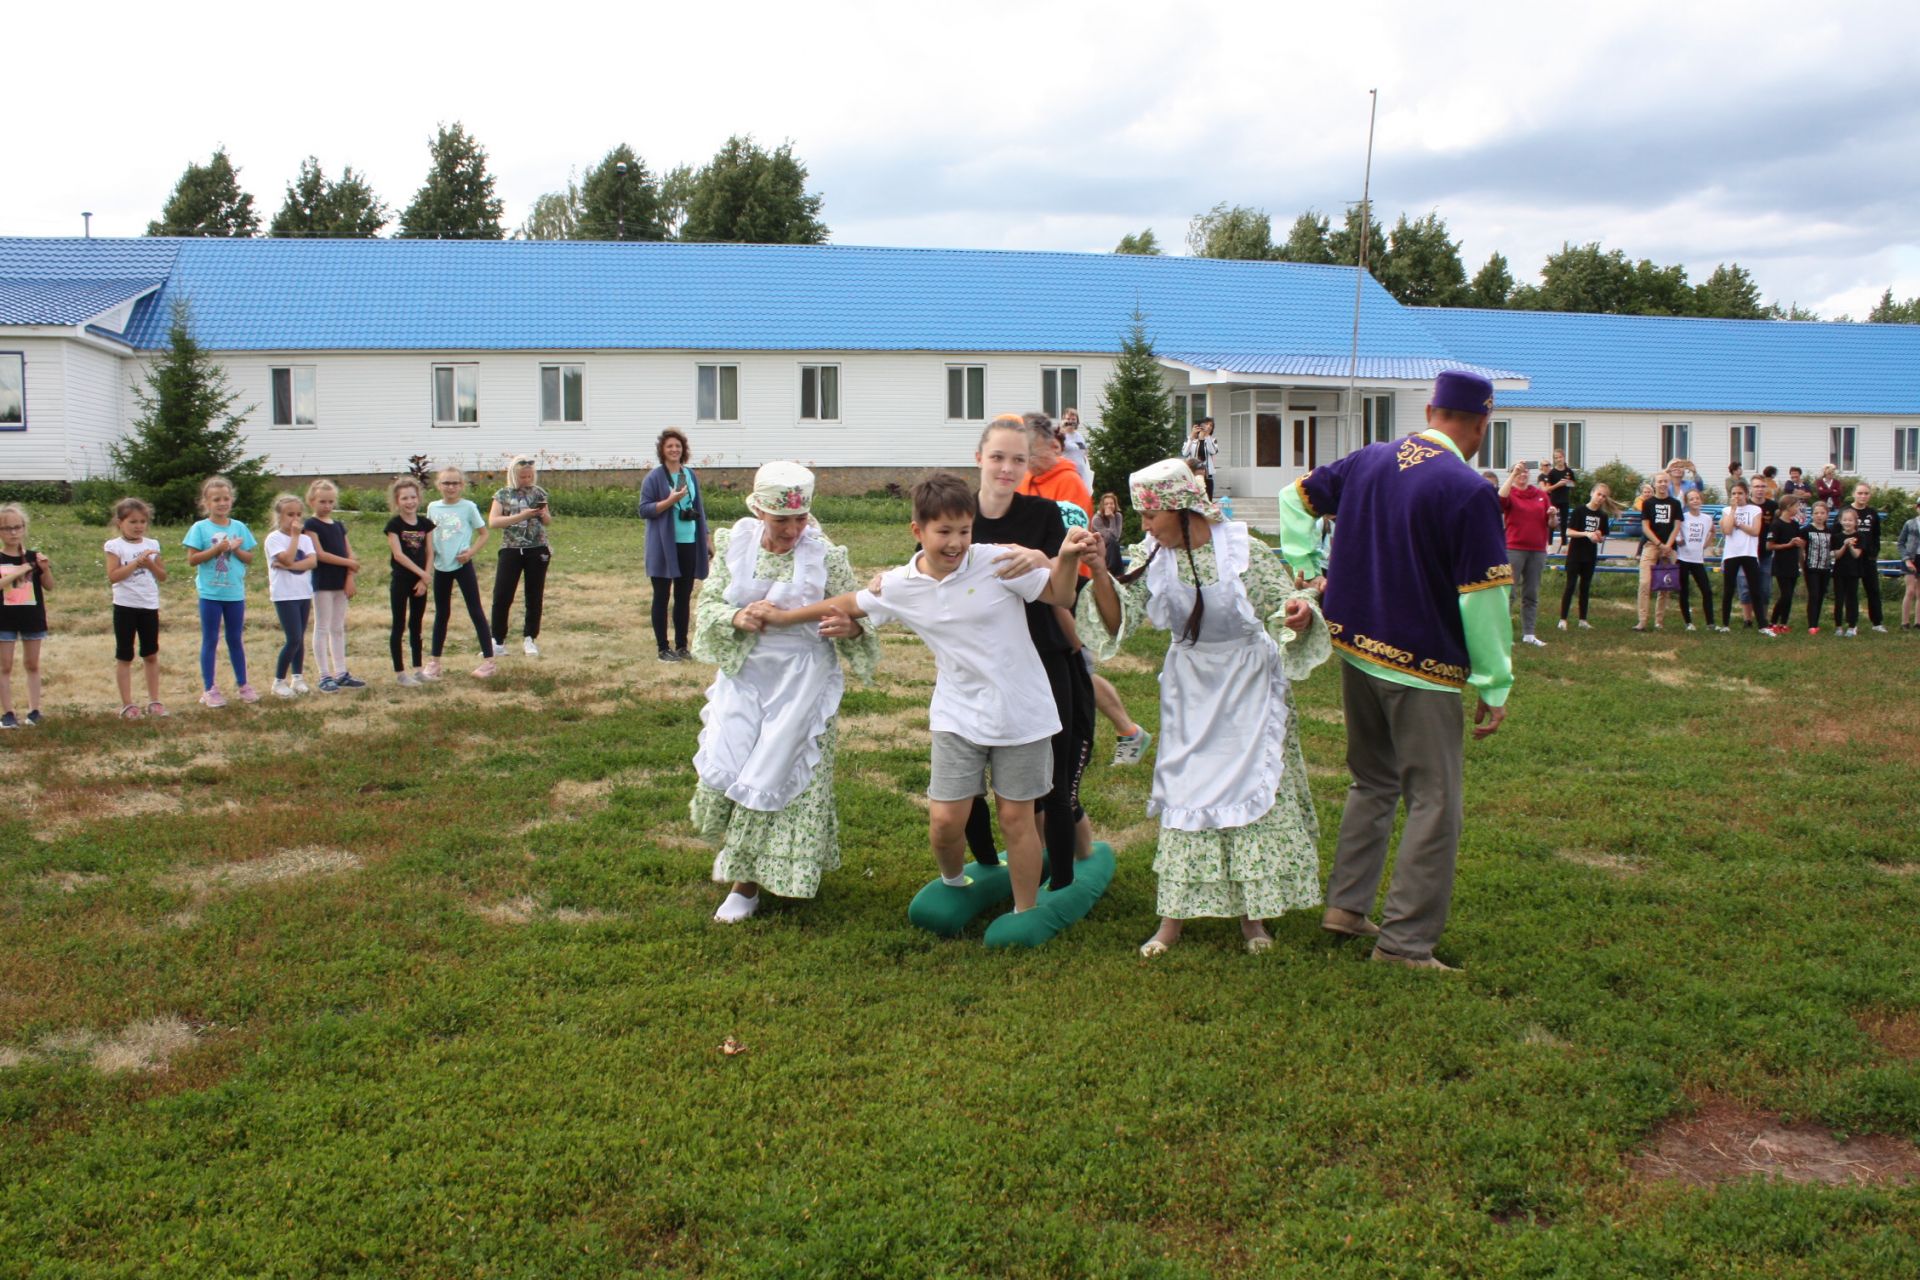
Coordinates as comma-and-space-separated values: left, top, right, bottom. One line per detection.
1293, 476, 1319, 518
1332, 636, 1468, 688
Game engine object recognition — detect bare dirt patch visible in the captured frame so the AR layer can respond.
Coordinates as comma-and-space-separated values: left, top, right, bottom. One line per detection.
1871, 862, 1920, 877
156, 846, 363, 898
1856, 1011, 1920, 1061
1555, 848, 1641, 877
470, 895, 622, 926
1300, 705, 1345, 726
1646, 666, 1772, 697
0, 1015, 199, 1075
1630, 1102, 1920, 1187
32, 871, 110, 894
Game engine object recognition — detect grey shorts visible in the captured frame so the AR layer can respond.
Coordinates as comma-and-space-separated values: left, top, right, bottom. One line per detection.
928, 732, 1053, 803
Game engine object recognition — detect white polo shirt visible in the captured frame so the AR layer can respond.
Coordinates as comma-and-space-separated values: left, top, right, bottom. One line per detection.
855, 543, 1062, 747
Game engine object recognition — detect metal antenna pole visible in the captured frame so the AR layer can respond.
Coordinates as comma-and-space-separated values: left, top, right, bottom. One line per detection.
1346, 88, 1378, 457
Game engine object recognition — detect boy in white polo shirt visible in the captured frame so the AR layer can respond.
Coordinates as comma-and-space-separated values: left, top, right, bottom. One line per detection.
764, 473, 1107, 946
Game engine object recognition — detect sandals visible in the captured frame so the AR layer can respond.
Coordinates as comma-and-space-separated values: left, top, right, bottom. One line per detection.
1138, 939, 1171, 958
120, 704, 144, 720
147, 702, 169, 718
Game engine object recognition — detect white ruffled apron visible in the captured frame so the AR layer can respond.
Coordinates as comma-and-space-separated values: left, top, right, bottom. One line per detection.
1145, 521, 1290, 832
693, 519, 845, 812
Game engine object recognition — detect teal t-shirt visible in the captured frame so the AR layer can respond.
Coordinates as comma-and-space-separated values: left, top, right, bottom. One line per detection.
427, 498, 485, 571
182, 518, 257, 601
673, 469, 699, 545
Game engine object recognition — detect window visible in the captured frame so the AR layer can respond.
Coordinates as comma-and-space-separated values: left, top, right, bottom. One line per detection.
1041, 366, 1079, 420
1362, 394, 1394, 445
540, 364, 585, 424
1897, 426, 1920, 472
432, 363, 478, 426
1830, 425, 1857, 472
1660, 422, 1690, 463
798, 364, 840, 421
1478, 419, 1511, 469
946, 365, 985, 421
269, 366, 317, 429
697, 364, 739, 422
1551, 420, 1585, 469
0, 353, 23, 429
1729, 423, 1758, 472
1187, 391, 1209, 425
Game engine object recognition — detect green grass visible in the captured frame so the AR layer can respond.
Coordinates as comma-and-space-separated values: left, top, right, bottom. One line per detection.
3, 507, 1919, 1278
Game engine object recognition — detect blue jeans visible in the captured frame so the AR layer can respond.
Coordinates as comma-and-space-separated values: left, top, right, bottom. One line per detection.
197, 597, 248, 689
274, 598, 311, 679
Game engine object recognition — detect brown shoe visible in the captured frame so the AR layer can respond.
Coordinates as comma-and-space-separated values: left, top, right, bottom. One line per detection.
1369, 946, 1460, 973
1321, 907, 1380, 938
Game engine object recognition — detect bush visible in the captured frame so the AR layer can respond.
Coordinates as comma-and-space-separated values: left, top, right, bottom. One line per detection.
1582, 460, 1644, 507
69, 479, 122, 527
335, 488, 389, 514
0, 482, 70, 506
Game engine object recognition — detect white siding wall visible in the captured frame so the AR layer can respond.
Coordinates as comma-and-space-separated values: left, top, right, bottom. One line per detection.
62, 341, 127, 480
0, 337, 68, 479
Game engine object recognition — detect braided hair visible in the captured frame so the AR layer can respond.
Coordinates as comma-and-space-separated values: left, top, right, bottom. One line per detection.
1115, 508, 1207, 644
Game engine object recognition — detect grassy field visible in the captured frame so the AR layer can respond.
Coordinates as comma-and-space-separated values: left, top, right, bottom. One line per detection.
3, 505, 1918, 1278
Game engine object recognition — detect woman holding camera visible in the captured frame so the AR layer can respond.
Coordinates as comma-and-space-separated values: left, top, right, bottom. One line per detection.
641, 428, 711, 661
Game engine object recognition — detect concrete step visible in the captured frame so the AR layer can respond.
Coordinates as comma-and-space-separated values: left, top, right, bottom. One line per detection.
1220, 494, 1279, 533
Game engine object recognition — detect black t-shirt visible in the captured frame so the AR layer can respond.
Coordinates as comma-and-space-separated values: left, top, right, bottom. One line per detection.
305, 516, 353, 591
1640, 495, 1682, 544
1849, 505, 1882, 556
1834, 531, 1868, 577
1544, 467, 1574, 507
971, 494, 1070, 653
0, 549, 47, 634
1566, 505, 1608, 561
1766, 518, 1804, 568
384, 515, 433, 576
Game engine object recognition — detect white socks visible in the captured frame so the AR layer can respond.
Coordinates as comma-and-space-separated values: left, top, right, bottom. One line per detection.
942, 872, 971, 888
715, 891, 760, 924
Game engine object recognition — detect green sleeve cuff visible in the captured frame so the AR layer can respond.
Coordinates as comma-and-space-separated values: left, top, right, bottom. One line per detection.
1459, 586, 1514, 707
1277, 482, 1323, 577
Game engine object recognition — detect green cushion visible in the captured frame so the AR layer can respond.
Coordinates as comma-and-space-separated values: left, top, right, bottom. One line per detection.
982, 843, 1115, 949
906, 861, 1012, 937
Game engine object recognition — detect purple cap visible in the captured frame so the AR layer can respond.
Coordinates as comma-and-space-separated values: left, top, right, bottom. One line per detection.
1430, 370, 1495, 417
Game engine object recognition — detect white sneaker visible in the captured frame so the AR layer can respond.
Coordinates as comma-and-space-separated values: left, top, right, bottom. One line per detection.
1848, 627, 1859, 637
523, 636, 541, 657
1872, 625, 1888, 633
1578, 620, 1592, 630
272, 679, 296, 698
1521, 634, 1547, 647
1686, 624, 1697, 632
1556, 619, 1567, 631
1111, 728, 1153, 766
291, 675, 311, 695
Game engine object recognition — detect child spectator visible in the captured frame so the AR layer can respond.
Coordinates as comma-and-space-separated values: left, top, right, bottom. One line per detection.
103, 497, 167, 718
1764, 493, 1806, 634
182, 475, 259, 707
1847, 484, 1888, 632
1636, 472, 1682, 631
425, 467, 496, 679
1557, 483, 1616, 630
488, 455, 552, 658
1803, 500, 1835, 634
265, 494, 320, 697
1674, 489, 1716, 631
1834, 507, 1868, 636
1542, 448, 1575, 549
1716, 482, 1767, 634
1899, 497, 1920, 629
385, 476, 434, 686
0, 504, 52, 728
303, 479, 365, 692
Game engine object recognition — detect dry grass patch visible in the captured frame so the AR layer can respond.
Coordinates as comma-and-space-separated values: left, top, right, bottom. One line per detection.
1300, 705, 1345, 726
850, 770, 929, 812
1104, 818, 1163, 856
840, 705, 930, 752
1645, 666, 1773, 697
470, 895, 623, 926
0, 1015, 198, 1076
1630, 1101, 1920, 1187
156, 846, 362, 898
1093, 652, 1157, 676
31, 871, 110, 894
1856, 1010, 1920, 1061
1555, 848, 1641, 877
1871, 861, 1920, 877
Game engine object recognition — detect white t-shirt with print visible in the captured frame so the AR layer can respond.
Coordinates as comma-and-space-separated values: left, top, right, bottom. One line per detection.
1675, 512, 1715, 564
103, 536, 163, 609
1723, 504, 1763, 559
854, 543, 1062, 746
265, 531, 317, 602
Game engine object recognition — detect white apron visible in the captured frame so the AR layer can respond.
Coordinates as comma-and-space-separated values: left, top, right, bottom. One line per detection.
1145, 521, 1289, 832
693, 520, 845, 812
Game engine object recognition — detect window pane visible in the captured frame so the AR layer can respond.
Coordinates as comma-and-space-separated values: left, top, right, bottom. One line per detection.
541, 367, 560, 422
719, 366, 738, 420
294, 368, 316, 426
562, 366, 583, 421
820, 366, 838, 420
272, 368, 293, 426
800, 366, 818, 419
1041, 368, 1058, 419
0, 354, 19, 425
434, 367, 454, 422
966, 366, 984, 419
698, 366, 717, 421
1191, 392, 1208, 423
456, 367, 478, 423
1062, 368, 1078, 413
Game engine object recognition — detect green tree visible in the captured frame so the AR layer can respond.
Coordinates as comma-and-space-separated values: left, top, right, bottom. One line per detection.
109, 301, 272, 524
577, 144, 667, 241
1275, 211, 1334, 264
146, 147, 260, 237
1868, 288, 1920, 323
1327, 202, 1386, 270
659, 164, 697, 239
1114, 228, 1162, 255
1692, 263, 1766, 319
680, 136, 827, 244
1377, 210, 1467, 306
1511, 243, 1639, 314
269, 157, 388, 237
397, 122, 505, 240
1186, 203, 1272, 260
1629, 258, 1694, 316
1467, 252, 1513, 308
1090, 312, 1181, 514
1768, 301, 1822, 321
517, 172, 583, 241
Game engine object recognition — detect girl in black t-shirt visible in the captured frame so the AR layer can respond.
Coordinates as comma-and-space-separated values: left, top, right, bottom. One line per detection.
383, 476, 435, 685
1764, 494, 1806, 632
1833, 507, 1868, 635
1557, 484, 1617, 629
1543, 449, 1575, 550
1802, 501, 1836, 633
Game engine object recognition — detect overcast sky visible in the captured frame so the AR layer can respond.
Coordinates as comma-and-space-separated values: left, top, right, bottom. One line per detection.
11, 0, 1916, 318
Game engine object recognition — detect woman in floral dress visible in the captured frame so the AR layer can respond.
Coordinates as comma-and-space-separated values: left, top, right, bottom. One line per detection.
1078, 458, 1330, 956
690, 462, 879, 923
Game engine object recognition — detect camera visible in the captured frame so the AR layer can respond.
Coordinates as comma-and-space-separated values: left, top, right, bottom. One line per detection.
676, 508, 696, 523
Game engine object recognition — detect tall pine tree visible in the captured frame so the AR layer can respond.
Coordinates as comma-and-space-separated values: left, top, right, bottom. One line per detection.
1091, 312, 1180, 516
109, 301, 272, 523
398, 123, 505, 239
147, 148, 260, 237
577, 145, 667, 241
270, 157, 389, 237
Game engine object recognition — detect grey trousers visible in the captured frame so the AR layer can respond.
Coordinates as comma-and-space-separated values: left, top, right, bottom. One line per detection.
1325, 662, 1465, 961
1508, 548, 1545, 637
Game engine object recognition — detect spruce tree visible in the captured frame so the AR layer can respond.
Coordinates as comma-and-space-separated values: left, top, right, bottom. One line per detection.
1090, 312, 1181, 517
109, 301, 272, 523
398, 123, 505, 239
577, 145, 666, 241
147, 148, 260, 237
270, 157, 389, 237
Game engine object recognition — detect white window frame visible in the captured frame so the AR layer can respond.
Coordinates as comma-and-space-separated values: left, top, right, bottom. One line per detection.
1479, 419, 1511, 469
1896, 426, 1920, 473
946, 364, 986, 422
1362, 393, 1394, 446
270, 365, 318, 429
1729, 423, 1759, 473
696, 363, 739, 423
1041, 366, 1079, 420
539, 363, 586, 426
1660, 422, 1690, 464
1830, 424, 1857, 473
799, 363, 841, 423
0, 352, 25, 430
431, 363, 479, 428
1551, 420, 1585, 470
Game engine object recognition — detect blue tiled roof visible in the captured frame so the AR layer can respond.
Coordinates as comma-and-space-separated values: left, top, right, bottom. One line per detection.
1419, 307, 1920, 415
1164, 352, 1526, 382
0, 278, 164, 326
0, 238, 1480, 370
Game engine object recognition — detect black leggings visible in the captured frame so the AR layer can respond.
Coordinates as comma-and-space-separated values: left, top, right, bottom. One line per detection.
432, 563, 494, 658
273, 598, 310, 679
1835, 574, 1861, 628
492, 546, 550, 643
1769, 566, 1800, 626
965, 647, 1095, 890
1862, 569, 1884, 626
390, 574, 427, 671
1559, 556, 1594, 620
1720, 558, 1765, 627
1677, 562, 1715, 625
651, 542, 698, 651
1804, 568, 1830, 629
